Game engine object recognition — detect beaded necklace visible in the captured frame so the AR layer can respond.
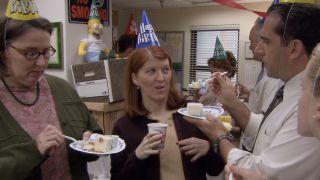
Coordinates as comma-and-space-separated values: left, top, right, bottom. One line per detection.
1, 78, 39, 106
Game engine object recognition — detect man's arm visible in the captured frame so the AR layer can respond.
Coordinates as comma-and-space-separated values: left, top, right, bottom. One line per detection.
210, 73, 251, 129
184, 114, 235, 162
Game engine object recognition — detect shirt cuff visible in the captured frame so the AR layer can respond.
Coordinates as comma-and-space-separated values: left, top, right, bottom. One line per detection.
227, 148, 251, 165
240, 113, 263, 150
243, 113, 263, 138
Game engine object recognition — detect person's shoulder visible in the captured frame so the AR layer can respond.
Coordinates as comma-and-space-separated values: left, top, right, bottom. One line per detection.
116, 114, 150, 126
44, 74, 74, 91
45, 74, 70, 85
114, 114, 132, 126
113, 114, 147, 133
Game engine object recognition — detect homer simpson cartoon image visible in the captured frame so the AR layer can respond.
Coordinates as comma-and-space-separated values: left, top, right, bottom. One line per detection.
78, 0, 109, 62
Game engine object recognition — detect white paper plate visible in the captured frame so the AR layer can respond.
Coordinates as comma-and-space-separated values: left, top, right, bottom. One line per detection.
178, 106, 224, 120
69, 137, 126, 156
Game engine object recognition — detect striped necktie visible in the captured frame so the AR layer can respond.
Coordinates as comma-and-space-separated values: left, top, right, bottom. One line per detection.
243, 85, 284, 152
255, 67, 264, 85
262, 85, 284, 118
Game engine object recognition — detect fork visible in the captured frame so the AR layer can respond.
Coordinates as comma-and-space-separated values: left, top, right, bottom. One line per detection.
63, 135, 77, 142
201, 71, 228, 87
229, 172, 234, 180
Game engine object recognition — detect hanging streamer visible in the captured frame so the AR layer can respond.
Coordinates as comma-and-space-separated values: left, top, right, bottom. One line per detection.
214, 0, 267, 17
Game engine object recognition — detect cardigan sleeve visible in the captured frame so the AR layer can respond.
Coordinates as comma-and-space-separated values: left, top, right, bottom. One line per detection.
46, 75, 103, 166
192, 126, 224, 176
175, 113, 225, 178
0, 139, 45, 180
110, 120, 151, 180
202, 145, 225, 176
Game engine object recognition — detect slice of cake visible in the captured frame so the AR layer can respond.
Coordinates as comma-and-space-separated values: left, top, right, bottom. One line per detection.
83, 141, 95, 151
187, 103, 203, 116
188, 81, 201, 89
83, 134, 116, 153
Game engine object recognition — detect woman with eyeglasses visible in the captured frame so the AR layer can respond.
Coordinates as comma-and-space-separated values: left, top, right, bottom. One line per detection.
0, 17, 102, 180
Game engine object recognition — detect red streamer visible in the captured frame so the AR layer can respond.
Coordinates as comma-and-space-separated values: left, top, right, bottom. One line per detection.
214, 0, 267, 17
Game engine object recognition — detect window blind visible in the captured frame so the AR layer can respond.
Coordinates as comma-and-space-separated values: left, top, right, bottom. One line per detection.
189, 28, 240, 84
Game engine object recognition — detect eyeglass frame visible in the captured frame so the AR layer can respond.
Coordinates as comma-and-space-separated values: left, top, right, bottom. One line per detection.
7, 44, 56, 60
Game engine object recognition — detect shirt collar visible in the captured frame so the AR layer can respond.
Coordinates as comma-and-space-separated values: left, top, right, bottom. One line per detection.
283, 70, 305, 101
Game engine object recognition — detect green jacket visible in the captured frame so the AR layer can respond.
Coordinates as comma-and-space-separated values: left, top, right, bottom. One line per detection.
0, 74, 102, 180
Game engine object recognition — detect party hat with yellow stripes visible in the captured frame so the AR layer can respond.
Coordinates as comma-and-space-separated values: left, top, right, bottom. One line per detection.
5, 0, 40, 20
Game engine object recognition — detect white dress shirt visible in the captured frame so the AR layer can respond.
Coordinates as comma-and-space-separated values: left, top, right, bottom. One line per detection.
228, 71, 320, 180
248, 68, 284, 114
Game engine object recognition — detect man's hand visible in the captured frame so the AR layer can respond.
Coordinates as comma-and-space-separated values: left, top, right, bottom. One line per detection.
209, 72, 238, 107
209, 73, 252, 129
235, 83, 250, 101
184, 114, 228, 142
225, 164, 266, 180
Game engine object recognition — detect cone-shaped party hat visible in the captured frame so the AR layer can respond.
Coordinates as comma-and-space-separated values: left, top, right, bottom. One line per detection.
5, 0, 40, 20
136, 10, 160, 49
213, 37, 227, 60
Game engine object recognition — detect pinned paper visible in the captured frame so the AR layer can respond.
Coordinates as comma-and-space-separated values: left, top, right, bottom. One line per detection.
136, 10, 160, 49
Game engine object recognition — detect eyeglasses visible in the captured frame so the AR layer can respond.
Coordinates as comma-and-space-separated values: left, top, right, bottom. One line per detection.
8, 44, 56, 60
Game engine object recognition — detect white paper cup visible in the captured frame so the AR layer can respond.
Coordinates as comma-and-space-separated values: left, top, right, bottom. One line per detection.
147, 123, 168, 150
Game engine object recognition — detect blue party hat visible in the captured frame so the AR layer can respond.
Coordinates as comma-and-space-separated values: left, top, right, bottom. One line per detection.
213, 37, 227, 60
136, 10, 160, 49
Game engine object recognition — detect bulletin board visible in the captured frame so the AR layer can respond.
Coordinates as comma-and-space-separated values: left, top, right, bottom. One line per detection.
156, 31, 184, 90
48, 22, 63, 69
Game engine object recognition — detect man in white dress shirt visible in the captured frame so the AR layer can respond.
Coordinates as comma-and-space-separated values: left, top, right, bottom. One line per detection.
247, 17, 283, 114
239, 17, 284, 152
185, 3, 320, 179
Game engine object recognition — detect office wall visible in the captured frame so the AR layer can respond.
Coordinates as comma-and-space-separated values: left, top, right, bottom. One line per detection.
0, 0, 113, 84
0, 2, 5, 14
117, 2, 270, 88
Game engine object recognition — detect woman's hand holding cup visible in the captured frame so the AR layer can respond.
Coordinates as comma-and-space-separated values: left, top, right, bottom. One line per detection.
135, 132, 165, 160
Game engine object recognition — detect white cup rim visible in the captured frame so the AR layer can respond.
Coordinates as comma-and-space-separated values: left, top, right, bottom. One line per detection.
147, 123, 168, 127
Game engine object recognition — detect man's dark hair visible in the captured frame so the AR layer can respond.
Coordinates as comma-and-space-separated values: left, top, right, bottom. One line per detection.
268, 3, 320, 56
118, 34, 138, 53
255, 17, 265, 32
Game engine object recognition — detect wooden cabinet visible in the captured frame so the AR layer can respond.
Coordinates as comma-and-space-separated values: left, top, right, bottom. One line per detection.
85, 101, 126, 135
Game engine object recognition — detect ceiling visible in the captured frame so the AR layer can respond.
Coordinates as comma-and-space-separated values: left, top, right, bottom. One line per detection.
112, 0, 273, 10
